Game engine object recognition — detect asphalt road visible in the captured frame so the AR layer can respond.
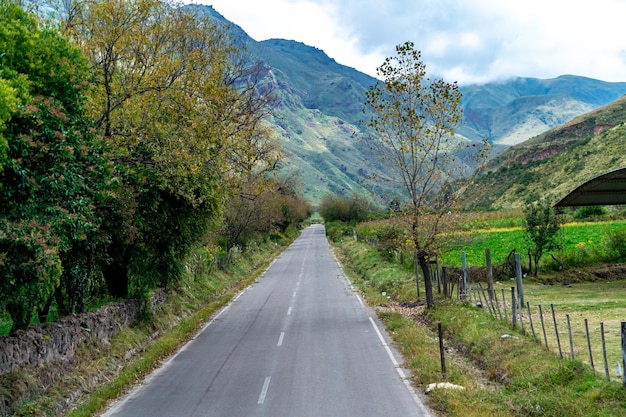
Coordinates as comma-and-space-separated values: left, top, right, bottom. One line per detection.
102, 224, 433, 417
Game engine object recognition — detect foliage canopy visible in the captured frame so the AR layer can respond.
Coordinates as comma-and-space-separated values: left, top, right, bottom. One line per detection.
363, 41, 490, 307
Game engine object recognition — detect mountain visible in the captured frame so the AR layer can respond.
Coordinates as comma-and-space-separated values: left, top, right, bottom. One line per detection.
458, 76, 626, 145
188, 5, 626, 207
461, 95, 626, 210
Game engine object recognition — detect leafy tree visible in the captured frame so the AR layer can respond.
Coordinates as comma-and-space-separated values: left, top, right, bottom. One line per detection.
318, 193, 373, 224
523, 200, 561, 276
0, 1, 113, 330
363, 42, 489, 308
220, 175, 312, 250
62, 0, 280, 297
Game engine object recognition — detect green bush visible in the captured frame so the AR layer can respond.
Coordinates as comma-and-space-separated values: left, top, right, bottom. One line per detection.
574, 205, 606, 219
601, 227, 626, 261
324, 221, 354, 242
318, 194, 373, 223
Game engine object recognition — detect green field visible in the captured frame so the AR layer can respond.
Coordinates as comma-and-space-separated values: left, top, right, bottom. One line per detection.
440, 219, 626, 268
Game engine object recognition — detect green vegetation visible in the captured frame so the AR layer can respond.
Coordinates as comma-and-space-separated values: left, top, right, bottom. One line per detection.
0, 1, 310, 334
4, 234, 295, 416
523, 201, 561, 276
334, 236, 626, 417
353, 211, 626, 274
318, 193, 374, 223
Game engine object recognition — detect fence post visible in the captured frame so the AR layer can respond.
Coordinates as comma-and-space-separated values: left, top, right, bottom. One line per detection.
527, 302, 537, 342
539, 304, 549, 351
439, 322, 446, 376
501, 289, 508, 324
515, 253, 524, 309
566, 314, 575, 360
585, 318, 594, 371
511, 287, 517, 328
601, 322, 610, 381
486, 249, 494, 301
551, 304, 563, 359
622, 322, 626, 388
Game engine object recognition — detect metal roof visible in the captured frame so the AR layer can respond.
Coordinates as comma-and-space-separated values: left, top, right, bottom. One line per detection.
554, 167, 626, 208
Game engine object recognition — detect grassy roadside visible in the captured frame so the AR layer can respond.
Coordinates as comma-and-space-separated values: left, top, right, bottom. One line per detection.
5, 234, 296, 417
333, 237, 626, 417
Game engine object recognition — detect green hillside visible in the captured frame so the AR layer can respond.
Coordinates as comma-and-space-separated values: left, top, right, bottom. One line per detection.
463, 95, 626, 210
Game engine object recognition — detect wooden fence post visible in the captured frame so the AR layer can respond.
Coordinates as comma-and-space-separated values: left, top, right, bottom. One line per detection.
566, 314, 575, 360
486, 249, 494, 301
439, 322, 446, 376
551, 304, 563, 359
515, 253, 524, 309
621, 322, 626, 388
601, 322, 610, 381
585, 318, 594, 371
511, 287, 517, 328
539, 305, 549, 351
527, 302, 537, 342
501, 289, 508, 324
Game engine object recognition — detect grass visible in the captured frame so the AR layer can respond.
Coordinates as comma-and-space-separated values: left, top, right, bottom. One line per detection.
333, 237, 626, 417
520, 280, 626, 380
3, 233, 296, 417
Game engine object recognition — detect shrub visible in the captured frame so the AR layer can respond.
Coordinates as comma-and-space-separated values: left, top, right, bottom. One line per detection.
318, 194, 373, 223
574, 205, 606, 219
601, 227, 626, 261
324, 221, 354, 242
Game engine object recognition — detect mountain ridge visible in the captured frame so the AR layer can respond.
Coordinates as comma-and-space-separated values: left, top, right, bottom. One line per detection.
189, 4, 626, 207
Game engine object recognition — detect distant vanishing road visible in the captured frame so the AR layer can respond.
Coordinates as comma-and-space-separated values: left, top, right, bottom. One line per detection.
102, 224, 433, 417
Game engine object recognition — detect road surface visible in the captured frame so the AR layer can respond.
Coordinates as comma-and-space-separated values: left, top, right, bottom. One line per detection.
102, 224, 433, 417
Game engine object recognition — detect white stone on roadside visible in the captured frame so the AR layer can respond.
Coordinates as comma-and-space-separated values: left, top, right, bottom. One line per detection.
425, 382, 465, 394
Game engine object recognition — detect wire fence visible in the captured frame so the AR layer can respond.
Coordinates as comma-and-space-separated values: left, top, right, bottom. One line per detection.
353, 233, 626, 387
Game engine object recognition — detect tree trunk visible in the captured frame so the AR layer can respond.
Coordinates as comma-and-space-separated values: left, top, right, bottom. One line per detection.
418, 255, 434, 308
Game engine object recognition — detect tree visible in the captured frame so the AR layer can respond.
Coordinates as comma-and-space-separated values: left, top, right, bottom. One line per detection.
363, 42, 489, 308
523, 200, 561, 276
219, 175, 312, 250
0, 1, 113, 330
61, 0, 280, 297
318, 194, 373, 224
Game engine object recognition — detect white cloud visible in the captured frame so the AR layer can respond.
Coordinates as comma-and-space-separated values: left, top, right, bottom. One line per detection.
198, 0, 626, 84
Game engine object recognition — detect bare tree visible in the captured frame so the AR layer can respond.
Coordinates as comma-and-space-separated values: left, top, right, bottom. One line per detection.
363, 41, 490, 307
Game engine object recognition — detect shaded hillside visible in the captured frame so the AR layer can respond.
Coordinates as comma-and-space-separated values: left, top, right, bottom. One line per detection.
462, 95, 626, 210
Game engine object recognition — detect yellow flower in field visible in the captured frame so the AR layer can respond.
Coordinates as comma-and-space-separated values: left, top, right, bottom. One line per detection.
575, 241, 586, 248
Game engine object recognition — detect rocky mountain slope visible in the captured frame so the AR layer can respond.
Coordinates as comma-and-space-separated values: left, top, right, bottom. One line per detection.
190, 5, 626, 207
462, 95, 626, 210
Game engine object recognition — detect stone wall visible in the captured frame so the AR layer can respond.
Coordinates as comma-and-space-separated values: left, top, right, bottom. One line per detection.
0, 301, 142, 376
0, 290, 167, 415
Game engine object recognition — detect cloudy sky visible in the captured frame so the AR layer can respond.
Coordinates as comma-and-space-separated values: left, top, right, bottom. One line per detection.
197, 0, 626, 85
